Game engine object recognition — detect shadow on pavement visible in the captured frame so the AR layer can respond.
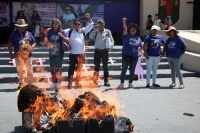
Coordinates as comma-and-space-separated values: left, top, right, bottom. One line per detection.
10, 126, 23, 133
149, 86, 175, 89
102, 86, 175, 92
0, 88, 17, 92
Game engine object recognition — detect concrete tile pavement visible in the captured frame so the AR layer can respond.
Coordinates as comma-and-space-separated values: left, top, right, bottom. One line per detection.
0, 77, 200, 133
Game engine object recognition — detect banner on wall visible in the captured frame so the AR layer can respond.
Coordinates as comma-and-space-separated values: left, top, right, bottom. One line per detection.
0, 2, 10, 27
57, 4, 104, 25
12, 2, 56, 27
159, 0, 180, 24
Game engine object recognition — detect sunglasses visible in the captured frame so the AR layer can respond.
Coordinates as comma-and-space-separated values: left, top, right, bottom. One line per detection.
74, 23, 81, 26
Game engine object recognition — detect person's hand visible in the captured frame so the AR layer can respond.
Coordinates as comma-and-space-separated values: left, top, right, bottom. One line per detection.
160, 54, 164, 58
58, 32, 63, 38
138, 51, 142, 57
94, 24, 99, 30
85, 14, 90, 19
122, 18, 127, 22
29, 46, 34, 52
145, 54, 149, 59
9, 53, 14, 59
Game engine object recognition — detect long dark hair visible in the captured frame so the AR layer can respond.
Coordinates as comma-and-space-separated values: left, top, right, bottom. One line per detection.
32, 10, 40, 19
17, 10, 25, 17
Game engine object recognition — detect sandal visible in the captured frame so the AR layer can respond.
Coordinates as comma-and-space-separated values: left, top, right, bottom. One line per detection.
178, 84, 185, 89
169, 83, 176, 88
152, 83, 160, 87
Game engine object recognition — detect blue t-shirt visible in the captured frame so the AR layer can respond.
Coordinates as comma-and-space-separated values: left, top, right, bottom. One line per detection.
47, 31, 67, 54
122, 33, 142, 57
144, 35, 165, 56
166, 36, 184, 58
8, 30, 35, 57
63, 13, 75, 22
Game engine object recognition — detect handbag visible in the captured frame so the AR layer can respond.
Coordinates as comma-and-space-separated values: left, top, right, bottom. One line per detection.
61, 40, 71, 52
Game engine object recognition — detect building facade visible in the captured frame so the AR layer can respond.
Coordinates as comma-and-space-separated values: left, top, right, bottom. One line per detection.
140, 0, 195, 35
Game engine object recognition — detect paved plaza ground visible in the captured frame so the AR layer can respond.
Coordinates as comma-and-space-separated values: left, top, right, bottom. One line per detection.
0, 77, 200, 133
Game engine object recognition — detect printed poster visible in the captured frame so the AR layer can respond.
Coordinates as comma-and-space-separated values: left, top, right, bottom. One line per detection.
0, 2, 10, 27
57, 4, 104, 25
12, 2, 56, 27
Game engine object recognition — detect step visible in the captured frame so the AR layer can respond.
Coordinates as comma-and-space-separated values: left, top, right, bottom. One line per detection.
0, 70, 198, 83
0, 46, 123, 52
0, 51, 124, 58
0, 57, 168, 65
183, 51, 200, 72
0, 62, 170, 73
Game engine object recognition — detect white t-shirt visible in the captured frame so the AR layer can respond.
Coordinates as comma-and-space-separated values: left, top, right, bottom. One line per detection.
154, 19, 161, 27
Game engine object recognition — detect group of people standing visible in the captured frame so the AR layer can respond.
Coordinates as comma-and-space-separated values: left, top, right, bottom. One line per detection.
8, 11, 186, 90
145, 14, 172, 36
120, 18, 186, 89
8, 12, 115, 89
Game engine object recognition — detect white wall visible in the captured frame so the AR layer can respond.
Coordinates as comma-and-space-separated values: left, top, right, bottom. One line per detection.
140, 0, 193, 35
173, 0, 193, 30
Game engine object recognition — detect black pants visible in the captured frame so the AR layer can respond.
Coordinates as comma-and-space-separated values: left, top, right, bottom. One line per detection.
68, 54, 85, 82
93, 50, 109, 82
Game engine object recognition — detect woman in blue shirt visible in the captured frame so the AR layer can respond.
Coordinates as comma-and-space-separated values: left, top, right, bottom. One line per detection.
44, 18, 69, 89
143, 25, 166, 88
165, 26, 186, 89
118, 18, 143, 89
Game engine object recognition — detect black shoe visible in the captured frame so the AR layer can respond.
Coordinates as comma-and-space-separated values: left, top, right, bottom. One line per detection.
104, 81, 110, 87
146, 84, 150, 88
152, 83, 160, 87
68, 83, 72, 89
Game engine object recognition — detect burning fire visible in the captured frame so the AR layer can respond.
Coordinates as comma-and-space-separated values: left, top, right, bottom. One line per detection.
22, 88, 124, 130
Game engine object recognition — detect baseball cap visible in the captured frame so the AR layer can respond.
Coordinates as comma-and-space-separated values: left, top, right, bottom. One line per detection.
151, 25, 159, 30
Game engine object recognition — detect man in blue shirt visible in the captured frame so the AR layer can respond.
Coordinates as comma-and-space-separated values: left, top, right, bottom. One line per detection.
63, 7, 75, 29
8, 19, 36, 90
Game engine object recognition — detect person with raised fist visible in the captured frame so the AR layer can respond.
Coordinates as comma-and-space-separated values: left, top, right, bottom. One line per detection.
117, 18, 143, 89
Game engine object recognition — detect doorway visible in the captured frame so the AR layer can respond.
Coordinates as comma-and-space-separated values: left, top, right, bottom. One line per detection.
193, 0, 200, 29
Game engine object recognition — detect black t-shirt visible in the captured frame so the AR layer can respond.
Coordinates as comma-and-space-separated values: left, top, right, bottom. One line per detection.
146, 20, 153, 30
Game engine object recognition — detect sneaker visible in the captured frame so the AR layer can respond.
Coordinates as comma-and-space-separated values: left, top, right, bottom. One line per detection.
118, 83, 124, 89
104, 80, 110, 87
128, 83, 134, 88
56, 83, 61, 89
68, 83, 72, 89
50, 83, 56, 89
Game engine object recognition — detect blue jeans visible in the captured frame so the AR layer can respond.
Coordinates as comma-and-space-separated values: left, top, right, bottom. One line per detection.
49, 52, 64, 83
167, 55, 183, 84
145, 56, 161, 84
120, 55, 138, 83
